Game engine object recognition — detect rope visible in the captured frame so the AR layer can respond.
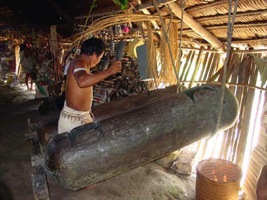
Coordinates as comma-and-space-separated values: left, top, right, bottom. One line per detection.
165, 4, 173, 34
153, 0, 181, 92
213, 0, 239, 136
177, 0, 186, 92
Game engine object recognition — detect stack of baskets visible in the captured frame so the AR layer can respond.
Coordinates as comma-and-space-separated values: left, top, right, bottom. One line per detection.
196, 158, 242, 200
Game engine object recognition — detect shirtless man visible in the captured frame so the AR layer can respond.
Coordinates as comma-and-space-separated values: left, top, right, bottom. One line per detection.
58, 37, 122, 134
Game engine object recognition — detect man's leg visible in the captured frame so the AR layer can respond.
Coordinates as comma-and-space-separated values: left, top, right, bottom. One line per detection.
25, 73, 30, 90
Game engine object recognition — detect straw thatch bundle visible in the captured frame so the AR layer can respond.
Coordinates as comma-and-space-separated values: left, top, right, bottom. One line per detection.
66, 14, 174, 49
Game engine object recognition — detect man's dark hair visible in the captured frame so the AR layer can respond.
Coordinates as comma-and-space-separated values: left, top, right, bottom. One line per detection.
80, 37, 105, 56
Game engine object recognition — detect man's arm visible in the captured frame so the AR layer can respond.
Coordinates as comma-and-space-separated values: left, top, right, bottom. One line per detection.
74, 61, 122, 88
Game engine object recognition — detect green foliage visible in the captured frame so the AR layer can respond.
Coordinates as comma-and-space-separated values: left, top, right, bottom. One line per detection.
90, 0, 98, 11
113, 0, 128, 10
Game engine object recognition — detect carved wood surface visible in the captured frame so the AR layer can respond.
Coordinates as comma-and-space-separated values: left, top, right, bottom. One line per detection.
44, 84, 239, 190
36, 85, 178, 145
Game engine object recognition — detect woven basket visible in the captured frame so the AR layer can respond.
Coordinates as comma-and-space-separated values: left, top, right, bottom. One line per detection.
196, 158, 242, 200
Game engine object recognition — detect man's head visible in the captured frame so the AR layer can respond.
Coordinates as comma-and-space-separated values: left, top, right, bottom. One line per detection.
80, 37, 105, 57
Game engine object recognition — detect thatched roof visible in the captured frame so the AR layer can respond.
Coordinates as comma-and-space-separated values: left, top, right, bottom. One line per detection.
0, 0, 266, 49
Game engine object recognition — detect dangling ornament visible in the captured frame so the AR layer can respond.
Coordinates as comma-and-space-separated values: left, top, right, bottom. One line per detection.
122, 26, 130, 34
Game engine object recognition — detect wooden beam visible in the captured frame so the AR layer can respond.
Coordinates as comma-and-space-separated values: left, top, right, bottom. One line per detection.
169, 2, 225, 52
137, 0, 225, 51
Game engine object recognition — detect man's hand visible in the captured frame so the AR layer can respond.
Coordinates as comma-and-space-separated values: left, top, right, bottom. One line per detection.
108, 61, 122, 75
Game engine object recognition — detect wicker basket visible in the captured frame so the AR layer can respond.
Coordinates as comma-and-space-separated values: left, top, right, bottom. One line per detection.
196, 158, 242, 200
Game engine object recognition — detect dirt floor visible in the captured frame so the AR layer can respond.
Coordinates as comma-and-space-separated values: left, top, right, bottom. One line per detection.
0, 83, 196, 200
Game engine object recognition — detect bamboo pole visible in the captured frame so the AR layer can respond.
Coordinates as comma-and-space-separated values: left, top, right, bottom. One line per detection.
226, 67, 240, 161
184, 51, 196, 82
198, 138, 209, 162
219, 129, 230, 159
226, 53, 239, 82
219, 52, 240, 160
199, 51, 210, 81
189, 46, 204, 88
233, 56, 251, 163
236, 57, 256, 166
247, 84, 262, 154
196, 54, 206, 85
211, 133, 220, 157
223, 99, 239, 160
207, 53, 221, 81
203, 53, 215, 81
207, 53, 220, 80
180, 50, 193, 81
228, 54, 246, 162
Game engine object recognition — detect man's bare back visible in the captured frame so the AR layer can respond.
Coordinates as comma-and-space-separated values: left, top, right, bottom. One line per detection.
66, 58, 94, 111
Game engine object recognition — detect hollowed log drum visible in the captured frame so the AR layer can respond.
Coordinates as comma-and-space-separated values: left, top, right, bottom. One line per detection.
44, 84, 239, 191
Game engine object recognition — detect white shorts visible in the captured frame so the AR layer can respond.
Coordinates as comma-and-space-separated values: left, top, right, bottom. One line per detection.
58, 101, 93, 134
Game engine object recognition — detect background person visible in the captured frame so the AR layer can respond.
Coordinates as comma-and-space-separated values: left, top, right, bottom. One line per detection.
20, 43, 36, 91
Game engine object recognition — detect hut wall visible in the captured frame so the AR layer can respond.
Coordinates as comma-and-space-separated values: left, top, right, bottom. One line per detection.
175, 47, 267, 198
